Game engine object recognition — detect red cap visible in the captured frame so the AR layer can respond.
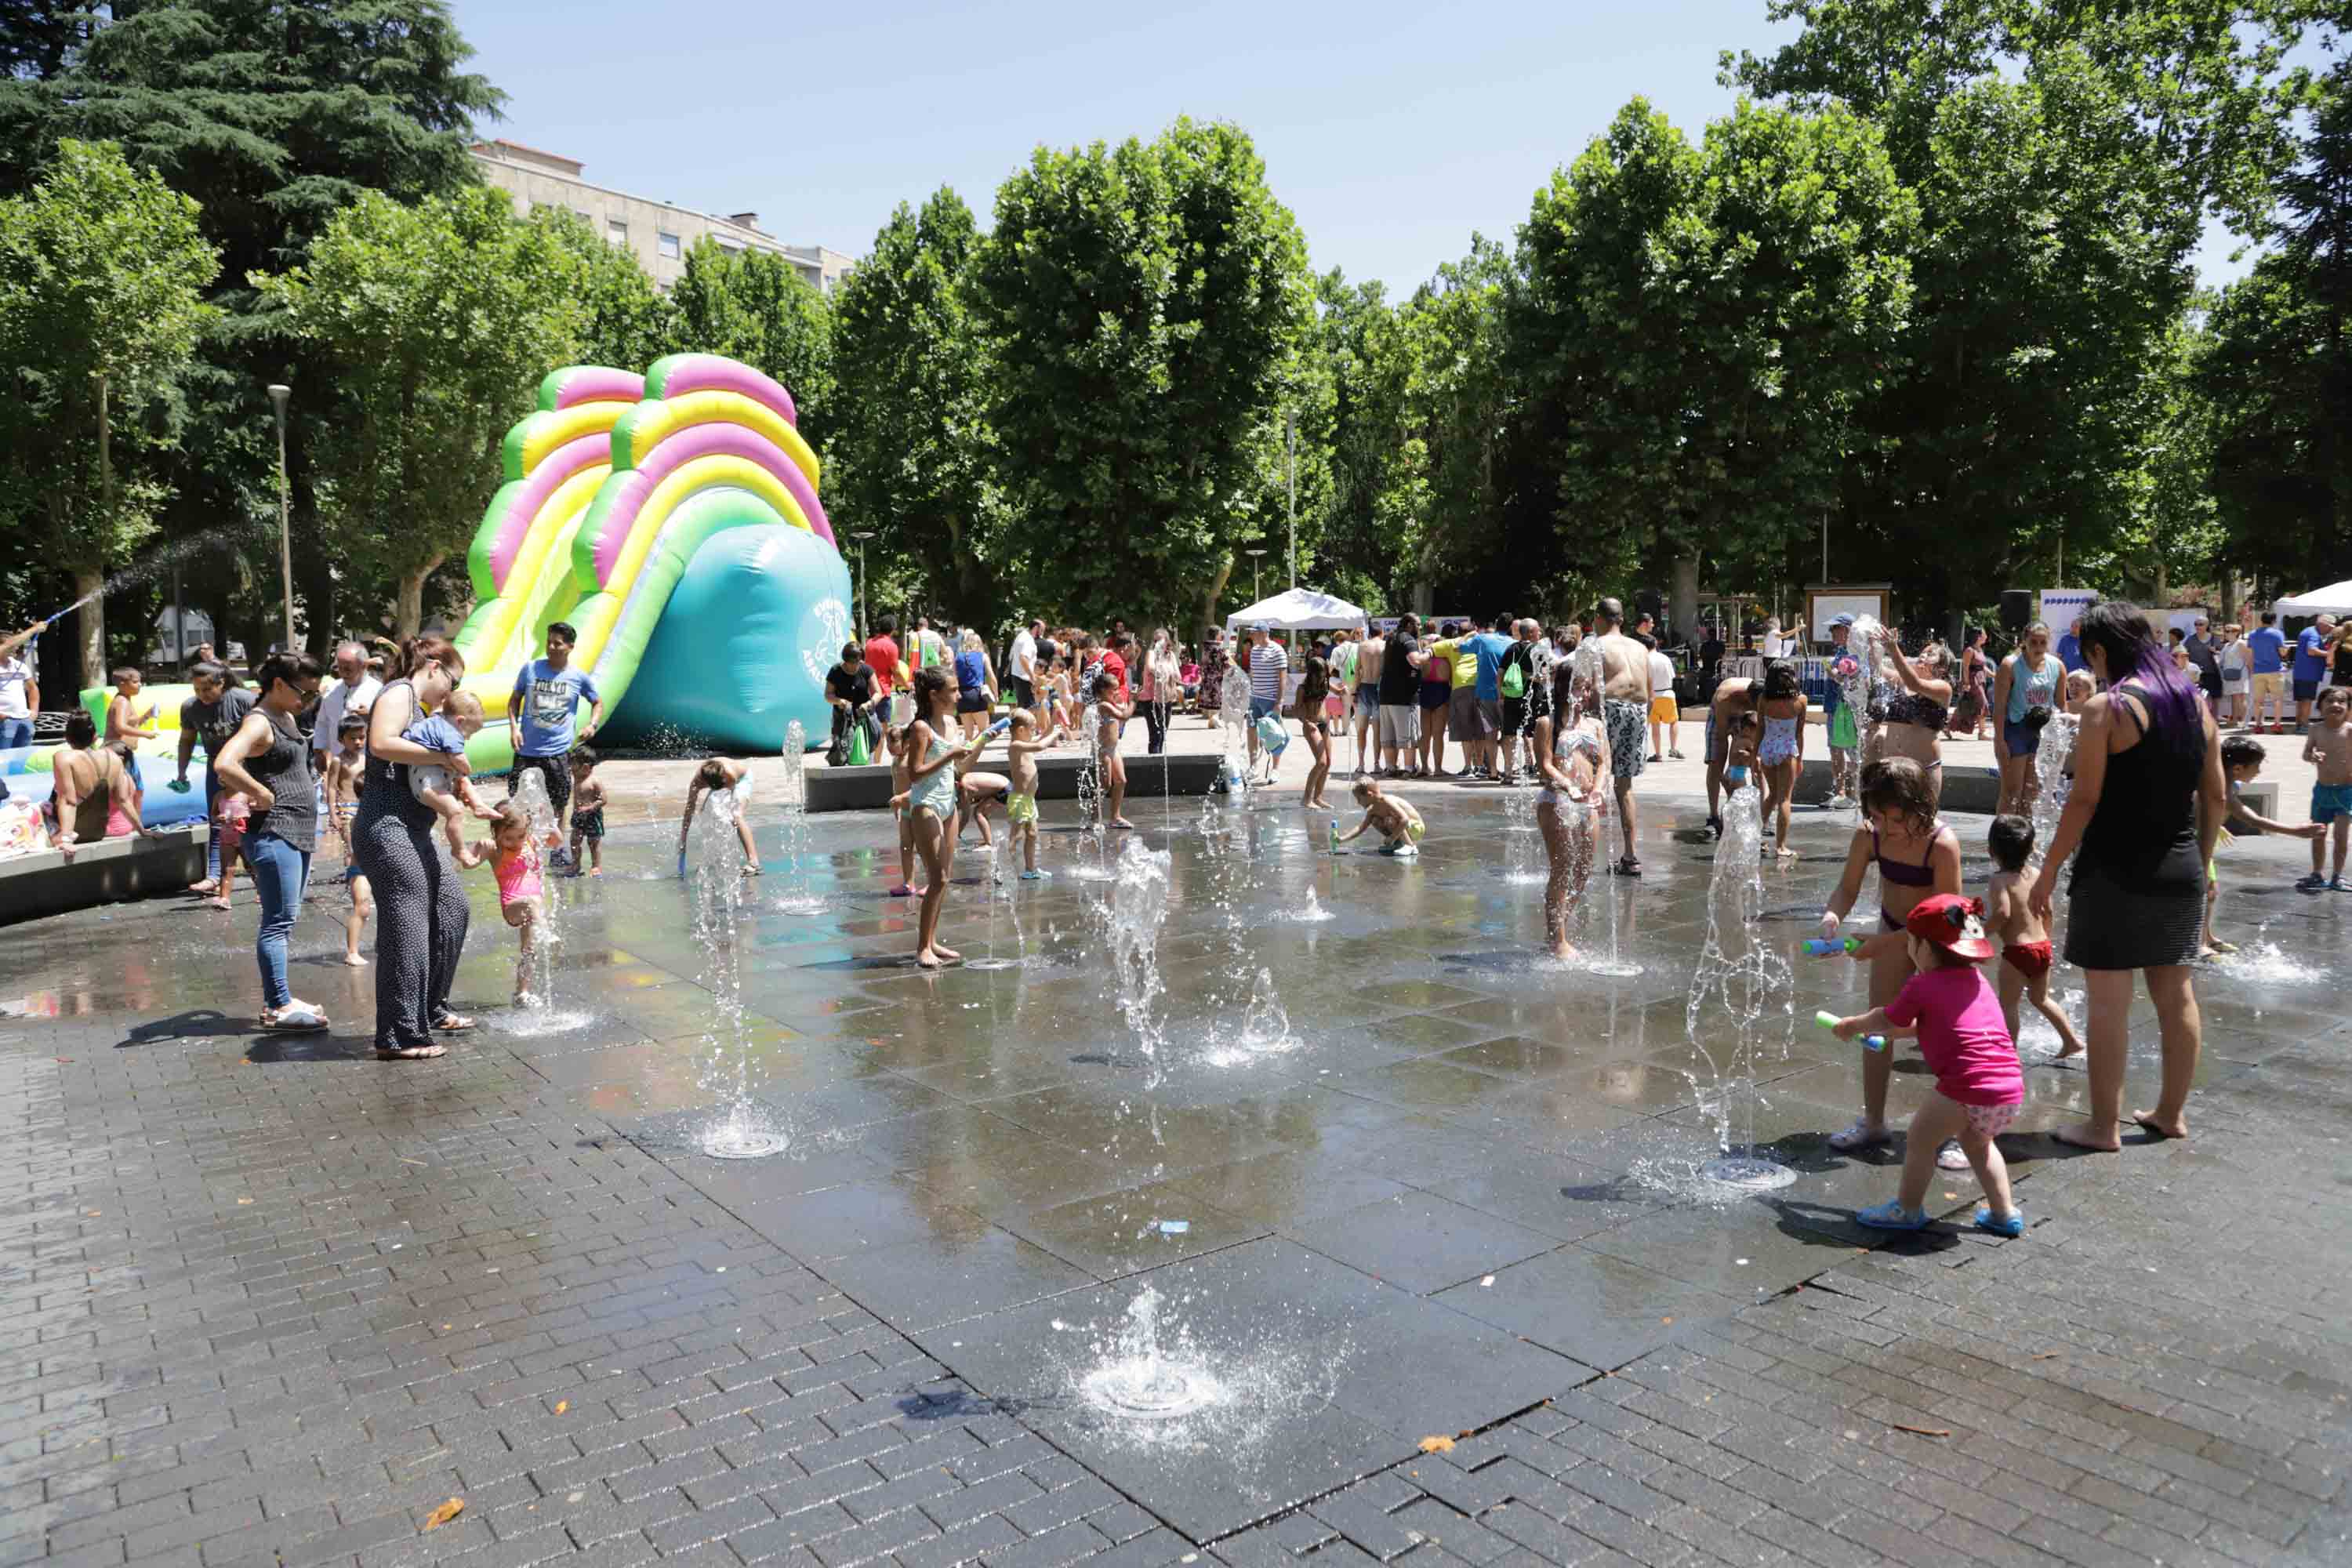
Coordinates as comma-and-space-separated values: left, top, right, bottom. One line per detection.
1905, 894, 1995, 963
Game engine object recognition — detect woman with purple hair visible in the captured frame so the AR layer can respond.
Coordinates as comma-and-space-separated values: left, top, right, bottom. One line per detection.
2030, 601, 2226, 1150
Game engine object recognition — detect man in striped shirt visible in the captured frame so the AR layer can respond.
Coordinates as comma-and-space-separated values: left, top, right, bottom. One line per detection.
1246, 622, 1287, 768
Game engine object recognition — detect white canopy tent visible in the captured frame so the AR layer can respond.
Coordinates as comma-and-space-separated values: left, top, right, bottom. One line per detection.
2273, 579, 2352, 615
1222, 587, 1369, 636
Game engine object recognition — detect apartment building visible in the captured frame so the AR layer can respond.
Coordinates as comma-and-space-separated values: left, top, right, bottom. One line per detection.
470, 140, 851, 294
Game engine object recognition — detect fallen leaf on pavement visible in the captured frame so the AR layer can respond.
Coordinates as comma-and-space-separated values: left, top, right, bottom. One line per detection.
554, 1401, 568, 1415
1417, 1436, 1454, 1454
424, 1499, 464, 1529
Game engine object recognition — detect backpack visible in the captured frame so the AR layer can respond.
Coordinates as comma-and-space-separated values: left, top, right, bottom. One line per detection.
1500, 656, 1526, 699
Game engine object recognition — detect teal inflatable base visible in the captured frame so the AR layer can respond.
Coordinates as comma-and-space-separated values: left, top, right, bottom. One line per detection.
600, 522, 851, 753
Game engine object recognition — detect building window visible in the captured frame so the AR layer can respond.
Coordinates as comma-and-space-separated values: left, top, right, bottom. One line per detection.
606, 218, 628, 245
658, 230, 681, 260
716, 238, 743, 255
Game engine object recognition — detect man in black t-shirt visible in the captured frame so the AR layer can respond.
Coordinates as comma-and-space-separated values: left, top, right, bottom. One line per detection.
824, 643, 877, 760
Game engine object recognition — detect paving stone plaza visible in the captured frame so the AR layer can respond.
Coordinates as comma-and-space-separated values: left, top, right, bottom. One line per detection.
5, 786, 2348, 1568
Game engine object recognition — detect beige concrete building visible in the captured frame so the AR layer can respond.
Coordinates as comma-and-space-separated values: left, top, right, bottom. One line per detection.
470, 140, 852, 294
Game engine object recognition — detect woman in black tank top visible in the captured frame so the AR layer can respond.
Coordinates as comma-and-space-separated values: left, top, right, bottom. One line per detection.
211, 653, 324, 1029
2028, 601, 2223, 1152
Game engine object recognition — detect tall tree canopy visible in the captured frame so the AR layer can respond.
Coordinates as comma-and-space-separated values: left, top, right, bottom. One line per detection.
972, 118, 1313, 630
0, 138, 217, 682
255, 187, 584, 637
1514, 98, 1917, 630
829, 189, 1011, 628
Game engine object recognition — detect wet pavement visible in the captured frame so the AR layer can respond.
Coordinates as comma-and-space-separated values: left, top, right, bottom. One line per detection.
5, 783, 2349, 1568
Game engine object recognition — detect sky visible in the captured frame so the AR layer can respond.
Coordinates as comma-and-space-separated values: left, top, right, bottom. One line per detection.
456, 0, 2266, 298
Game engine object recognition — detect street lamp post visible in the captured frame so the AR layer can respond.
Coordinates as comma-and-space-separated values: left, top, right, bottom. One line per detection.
1284, 408, 1296, 590
267, 383, 295, 652
1247, 548, 1267, 604
850, 530, 873, 639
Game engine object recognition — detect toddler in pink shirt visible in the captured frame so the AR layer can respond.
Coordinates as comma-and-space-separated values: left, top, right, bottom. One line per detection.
1831, 893, 2026, 1237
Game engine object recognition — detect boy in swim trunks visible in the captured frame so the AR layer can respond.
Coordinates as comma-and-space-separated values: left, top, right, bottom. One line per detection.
567, 747, 607, 876
1984, 815, 2083, 1058
2299, 686, 2352, 891
1338, 777, 1425, 856
2211, 737, 2322, 946
1000, 710, 1063, 879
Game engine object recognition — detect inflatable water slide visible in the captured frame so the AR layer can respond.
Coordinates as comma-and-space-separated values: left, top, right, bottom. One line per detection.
16, 353, 851, 825
445, 352, 851, 771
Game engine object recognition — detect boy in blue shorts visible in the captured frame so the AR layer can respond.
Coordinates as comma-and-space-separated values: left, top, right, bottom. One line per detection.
2299, 688, 2352, 891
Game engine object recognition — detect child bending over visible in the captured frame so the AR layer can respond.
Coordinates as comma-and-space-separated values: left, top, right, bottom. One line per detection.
679, 757, 760, 875
2210, 737, 2321, 949
1338, 777, 1425, 856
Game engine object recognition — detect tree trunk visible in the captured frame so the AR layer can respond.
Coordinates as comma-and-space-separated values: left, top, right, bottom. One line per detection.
74, 566, 104, 691
393, 554, 443, 641
2152, 559, 2168, 608
1198, 557, 1233, 648
1670, 553, 1701, 644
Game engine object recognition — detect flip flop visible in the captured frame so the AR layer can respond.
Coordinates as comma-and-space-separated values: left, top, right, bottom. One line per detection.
375, 1043, 447, 1060
1828, 1119, 1891, 1152
430, 1013, 476, 1033
263, 1007, 327, 1033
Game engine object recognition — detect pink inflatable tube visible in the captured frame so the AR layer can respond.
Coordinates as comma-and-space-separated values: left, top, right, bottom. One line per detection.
647, 354, 798, 428
545, 366, 645, 409
588, 423, 836, 583
486, 432, 610, 587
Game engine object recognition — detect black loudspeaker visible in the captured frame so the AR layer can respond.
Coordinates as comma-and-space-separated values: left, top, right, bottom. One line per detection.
1999, 590, 2033, 632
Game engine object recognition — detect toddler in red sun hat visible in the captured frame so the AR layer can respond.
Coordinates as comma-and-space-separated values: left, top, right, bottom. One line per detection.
1831, 893, 2027, 1238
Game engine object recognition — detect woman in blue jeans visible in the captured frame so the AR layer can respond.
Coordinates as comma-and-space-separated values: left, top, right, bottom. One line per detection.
211, 652, 328, 1031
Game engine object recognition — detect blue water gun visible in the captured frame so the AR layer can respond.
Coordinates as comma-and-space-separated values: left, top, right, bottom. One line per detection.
1802, 936, 1865, 956
1817, 1010, 1887, 1052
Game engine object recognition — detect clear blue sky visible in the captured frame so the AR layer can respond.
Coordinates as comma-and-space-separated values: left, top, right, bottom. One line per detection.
457, 0, 2259, 297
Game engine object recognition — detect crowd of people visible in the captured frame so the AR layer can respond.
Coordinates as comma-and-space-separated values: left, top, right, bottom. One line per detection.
12, 583, 2339, 1221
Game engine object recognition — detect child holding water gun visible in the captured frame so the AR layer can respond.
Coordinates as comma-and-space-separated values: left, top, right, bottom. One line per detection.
1830, 895, 2027, 1237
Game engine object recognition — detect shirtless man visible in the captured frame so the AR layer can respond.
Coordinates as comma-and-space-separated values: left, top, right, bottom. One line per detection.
1589, 597, 1653, 875
1352, 625, 1386, 780
1703, 673, 1761, 837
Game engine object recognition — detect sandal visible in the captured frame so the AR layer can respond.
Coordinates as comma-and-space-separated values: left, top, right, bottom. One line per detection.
1973, 1206, 2024, 1239
1856, 1200, 1929, 1231
375, 1043, 447, 1060
430, 1012, 476, 1033
1610, 857, 1642, 877
1828, 1118, 1890, 1152
205, 897, 232, 912
262, 1005, 328, 1032
1935, 1139, 1971, 1171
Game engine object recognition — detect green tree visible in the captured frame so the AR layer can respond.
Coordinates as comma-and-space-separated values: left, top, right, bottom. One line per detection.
972, 117, 1313, 631
2201, 50, 2351, 600
1513, 98, 1916, 630
255, 187, 585, 636
829, 189, 1011, 628
533, 207, 668, 372
0, 139, 217, 683
1726, 0, 2318, 605
665, 241, 835, 451
2, 0, 503, 651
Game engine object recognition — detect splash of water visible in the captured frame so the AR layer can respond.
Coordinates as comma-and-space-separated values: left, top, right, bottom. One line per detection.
2027, 710, 2078, 932
1283, 887, 1334, 924
2205, 937, 2325, 985
689, 782, 784, 1158
506, 768, 571, 1023
1079, 1285, 1221, 1419
1098, 839, 1171, 1079
774, 720, 827, 916
40, 522, 270, 628
1680, 785, 1795, 1189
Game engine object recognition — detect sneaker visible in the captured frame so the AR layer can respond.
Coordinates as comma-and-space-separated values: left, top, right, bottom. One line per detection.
1647, 753, 1664, 763
2332, 877, 2352, 892
1973, 1206, 2024, 1239
1706, 815, 1722, 839
1935, 1140, 1970, 1171
1018, 869, 1051, 881
2296, 873, 2328, 892
1668, 749, 1684, 759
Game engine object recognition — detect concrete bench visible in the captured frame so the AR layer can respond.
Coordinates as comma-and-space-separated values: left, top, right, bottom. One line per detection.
1795, 757, 2003, 815
0, 824, 208, 927
2235, 779, 2278, 833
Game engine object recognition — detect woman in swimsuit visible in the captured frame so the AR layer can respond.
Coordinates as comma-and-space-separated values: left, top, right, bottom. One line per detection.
1755, 659, 1806, 860
1817, 757, 1963, 1153
1532, 654, 1610, 961
1872, 639, 1955, 809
